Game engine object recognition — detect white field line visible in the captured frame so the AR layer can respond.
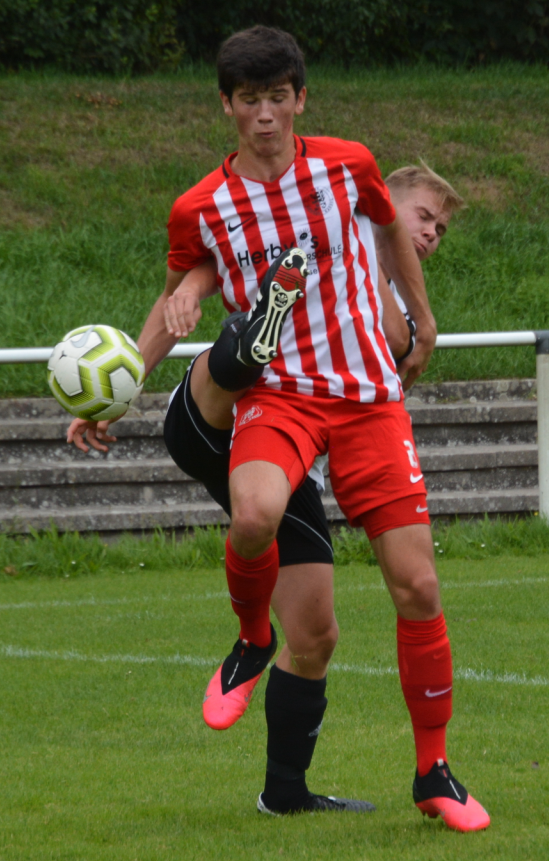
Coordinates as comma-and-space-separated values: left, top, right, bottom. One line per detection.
0, 591, 229, 612
345, 576, 548, 594
1, 644, 547, 688
0, 576, 546, 613
0, 644, 218, 668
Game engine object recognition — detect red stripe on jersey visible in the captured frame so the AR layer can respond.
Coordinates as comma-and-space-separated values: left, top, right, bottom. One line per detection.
295, 157, 360, 401
326, 159, 389, 403
350, 216, 396, 402
228, 177, 267, 292
227, 175, 297, 393
200, 197, 250, 312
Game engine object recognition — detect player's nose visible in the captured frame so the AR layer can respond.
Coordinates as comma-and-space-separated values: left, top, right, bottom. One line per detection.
258, 101, 274, 121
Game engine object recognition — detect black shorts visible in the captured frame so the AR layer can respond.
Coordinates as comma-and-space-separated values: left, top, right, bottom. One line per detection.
163, 368, 333, 568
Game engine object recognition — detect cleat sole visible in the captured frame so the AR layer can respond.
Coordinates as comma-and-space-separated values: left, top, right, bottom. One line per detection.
242, 250, 308, 364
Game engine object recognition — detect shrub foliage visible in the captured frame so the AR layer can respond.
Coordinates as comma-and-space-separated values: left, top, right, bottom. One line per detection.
0, 0, 548, 73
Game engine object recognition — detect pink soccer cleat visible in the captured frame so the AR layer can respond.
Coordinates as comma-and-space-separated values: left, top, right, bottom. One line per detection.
203, 625, 277, 730
413, 759, 490, 832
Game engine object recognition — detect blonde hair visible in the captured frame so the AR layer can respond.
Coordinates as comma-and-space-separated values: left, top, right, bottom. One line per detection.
385, 161, 465, 214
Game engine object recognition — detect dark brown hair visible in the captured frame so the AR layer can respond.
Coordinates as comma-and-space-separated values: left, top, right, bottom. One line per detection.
217, 25, 306, 100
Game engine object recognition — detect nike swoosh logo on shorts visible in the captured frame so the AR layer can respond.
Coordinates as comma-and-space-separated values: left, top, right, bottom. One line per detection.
416, 505, 428, 513
228, 214, 254, 232
425, 686, 452, 698
410, 473, 424, 484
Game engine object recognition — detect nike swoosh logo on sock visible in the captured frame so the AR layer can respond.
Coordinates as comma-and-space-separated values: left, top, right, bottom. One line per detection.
425, 686, 452, 698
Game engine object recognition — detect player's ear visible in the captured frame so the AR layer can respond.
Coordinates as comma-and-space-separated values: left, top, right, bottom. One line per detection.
294, 87, 307, 116
220, 91, 234, 117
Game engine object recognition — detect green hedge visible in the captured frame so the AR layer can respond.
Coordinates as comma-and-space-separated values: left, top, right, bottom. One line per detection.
1, 0, 548, 73
179, 0, 549, 64
0, 0, 182, 73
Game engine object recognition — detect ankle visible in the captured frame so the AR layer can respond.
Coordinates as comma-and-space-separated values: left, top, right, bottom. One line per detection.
263, 760, 309, 812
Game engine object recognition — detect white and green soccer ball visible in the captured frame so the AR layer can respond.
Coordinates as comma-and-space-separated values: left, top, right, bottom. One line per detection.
47, 325, 145, 421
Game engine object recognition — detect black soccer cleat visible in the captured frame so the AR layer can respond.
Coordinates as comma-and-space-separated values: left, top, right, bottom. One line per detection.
257, 791, 376, 815
413, 759, 490, 832
237, 248, 308, 366
203, 624, 278, 730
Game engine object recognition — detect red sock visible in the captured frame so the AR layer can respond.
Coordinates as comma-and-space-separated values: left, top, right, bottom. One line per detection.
397, 613, 453, 777
225, 536, 278, 647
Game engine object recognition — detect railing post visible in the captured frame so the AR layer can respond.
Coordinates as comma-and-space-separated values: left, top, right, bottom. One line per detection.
535, 331, 549, 520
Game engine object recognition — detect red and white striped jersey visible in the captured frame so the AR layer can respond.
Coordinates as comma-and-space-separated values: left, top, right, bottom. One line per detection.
168, 135, 403, 404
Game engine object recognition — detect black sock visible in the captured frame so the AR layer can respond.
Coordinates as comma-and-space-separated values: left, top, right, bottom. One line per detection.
263, 665, 328, 812
208, 318, 263, 392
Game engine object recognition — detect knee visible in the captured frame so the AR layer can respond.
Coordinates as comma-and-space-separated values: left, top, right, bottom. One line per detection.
291, 616, 339, 668
231, 499, 280, 550
314, 617, 339, 663
393, 569, 441, 618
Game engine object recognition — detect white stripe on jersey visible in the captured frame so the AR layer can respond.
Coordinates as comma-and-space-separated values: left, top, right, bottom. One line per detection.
354, 212, 401, 396
199, 211, 234, 305
278, 163, 344, 397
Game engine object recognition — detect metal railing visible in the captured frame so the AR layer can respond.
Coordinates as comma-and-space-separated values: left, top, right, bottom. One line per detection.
2, 330, 549, 517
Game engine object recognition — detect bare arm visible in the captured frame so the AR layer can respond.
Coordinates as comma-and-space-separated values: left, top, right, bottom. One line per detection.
140, 259, 218, 376
374, 213, 436, 389
67, 260, 218, 452
377, 271, 411, 361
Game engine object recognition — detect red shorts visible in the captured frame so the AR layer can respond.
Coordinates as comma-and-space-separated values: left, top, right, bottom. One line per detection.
230, 389, 430, 538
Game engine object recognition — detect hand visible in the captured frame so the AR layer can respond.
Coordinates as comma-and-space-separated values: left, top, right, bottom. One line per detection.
164, 288, 202, 338
67, 417, 118, 453
397, 316, 437, 391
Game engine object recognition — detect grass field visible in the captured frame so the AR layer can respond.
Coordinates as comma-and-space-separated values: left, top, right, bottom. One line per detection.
1, 63, 549, 396
1, 550, 548, 860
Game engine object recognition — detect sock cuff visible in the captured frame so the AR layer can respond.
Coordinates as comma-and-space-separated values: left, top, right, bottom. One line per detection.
226, 535, 278, 573
397, 612, 447, 645
268, 664, 327, 704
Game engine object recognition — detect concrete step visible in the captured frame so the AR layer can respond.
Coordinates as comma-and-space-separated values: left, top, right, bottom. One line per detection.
0, 399, 538, 463
321, 443, 538, 494
407, 400, 537, 446
0, 499, 230, 535
0, 382, 541, 533
322, 487, 540, 521
0, 444, 538, 506
0, 380, 535, 420
0, 487, 539, 536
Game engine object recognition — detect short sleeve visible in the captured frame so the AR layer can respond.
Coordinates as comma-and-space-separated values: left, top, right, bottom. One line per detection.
167, 193, 213, 272
347, 142, 395, 226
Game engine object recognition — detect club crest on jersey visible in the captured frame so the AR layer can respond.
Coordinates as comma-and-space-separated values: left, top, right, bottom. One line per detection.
305, 186, 335, 216
239, 406, 263, 426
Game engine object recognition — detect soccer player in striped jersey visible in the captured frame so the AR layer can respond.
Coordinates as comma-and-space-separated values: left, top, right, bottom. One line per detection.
67, 27, 487, 830
161, 26, 487, 828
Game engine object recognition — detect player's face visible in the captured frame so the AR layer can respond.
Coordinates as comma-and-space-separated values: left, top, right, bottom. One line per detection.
220, 82, 306, 160
394, 187, 452, 261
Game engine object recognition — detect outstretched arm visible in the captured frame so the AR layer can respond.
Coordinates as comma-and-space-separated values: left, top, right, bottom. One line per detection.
67, 260, 218, 452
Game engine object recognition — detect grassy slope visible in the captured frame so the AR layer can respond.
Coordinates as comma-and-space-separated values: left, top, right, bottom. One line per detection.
0, 556, 547, 860
0, 64, 549, 396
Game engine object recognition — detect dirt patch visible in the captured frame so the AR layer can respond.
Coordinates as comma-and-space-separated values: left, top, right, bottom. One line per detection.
0, 189, 51, 230
459, 176, 510, 209
509, 130, 549, 176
